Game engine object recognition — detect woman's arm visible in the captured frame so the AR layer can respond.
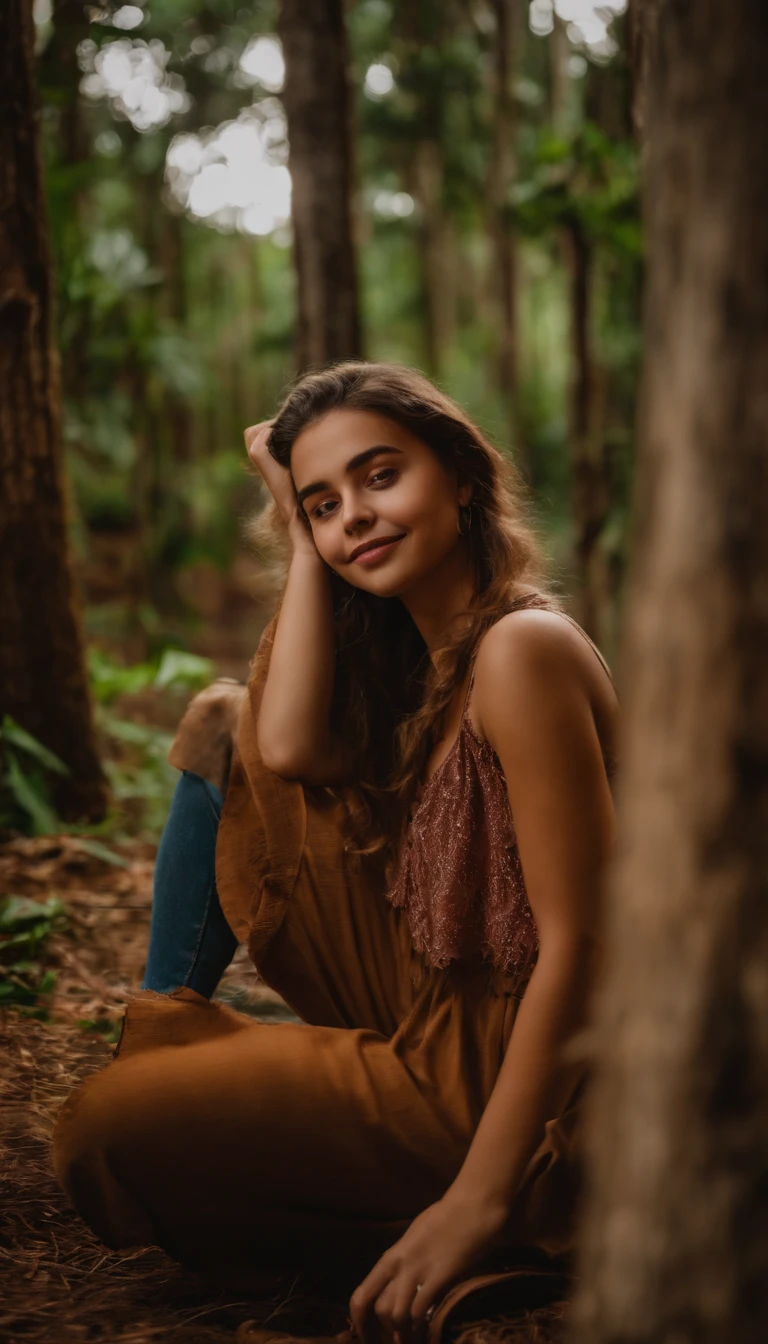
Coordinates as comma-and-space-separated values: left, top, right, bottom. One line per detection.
444, 610, 615, 1214
246, 423, 349, 786
349, 612, 616, 1342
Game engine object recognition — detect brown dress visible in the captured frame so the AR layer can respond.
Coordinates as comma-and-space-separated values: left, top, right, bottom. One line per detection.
51, 607, 614, 1275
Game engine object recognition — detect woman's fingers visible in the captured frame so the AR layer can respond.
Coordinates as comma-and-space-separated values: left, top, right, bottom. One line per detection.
408, 1276, 441, 1332
244, 420, 274, 466
244, 419, 304, 528
384, 1275, 429, 1344
350, 1271, 436, 1344
349, 1257, 395, 1341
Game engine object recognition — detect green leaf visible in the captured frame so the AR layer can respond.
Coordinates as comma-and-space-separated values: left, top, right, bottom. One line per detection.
78, 1016, 122, 1043
1, 717, 70, 775
69, 837, 129, 869
3, 750, 62, 836
88, 649, 157, 703
154, 649, 213, 690
0, 979, 39, 1004
101, 715, 166, 749
0, 894, 67, 933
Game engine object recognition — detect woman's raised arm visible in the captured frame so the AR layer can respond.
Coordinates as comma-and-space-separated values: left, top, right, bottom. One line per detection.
246, 422, 349, 786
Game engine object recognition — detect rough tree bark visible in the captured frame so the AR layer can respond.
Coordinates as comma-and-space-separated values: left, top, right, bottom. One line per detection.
0, 0, 107, 821
565, 218, 610, 644
278, 0, 362, 370
487, 0, 524, 462
38, 0, 92, 404
572, 2, 768, 1340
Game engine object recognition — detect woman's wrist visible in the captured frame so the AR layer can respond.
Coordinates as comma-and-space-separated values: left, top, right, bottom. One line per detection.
432, 1185, 512, 1260
287, 513, 323, 561
440, 1179, 513, 1232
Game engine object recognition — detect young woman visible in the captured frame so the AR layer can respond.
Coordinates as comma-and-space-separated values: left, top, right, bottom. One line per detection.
53, 363, 618, 1341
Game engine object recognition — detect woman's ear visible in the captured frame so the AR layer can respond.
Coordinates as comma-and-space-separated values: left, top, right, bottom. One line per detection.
457, 481, 473, 508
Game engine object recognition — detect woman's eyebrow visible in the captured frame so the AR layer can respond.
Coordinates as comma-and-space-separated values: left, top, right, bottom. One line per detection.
296, 445, 403, 509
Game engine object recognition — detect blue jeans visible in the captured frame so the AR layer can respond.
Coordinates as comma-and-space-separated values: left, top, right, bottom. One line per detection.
141, 771, 239, 997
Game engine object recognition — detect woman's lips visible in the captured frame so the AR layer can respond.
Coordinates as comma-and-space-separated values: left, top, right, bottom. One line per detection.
351, 535, 406, 565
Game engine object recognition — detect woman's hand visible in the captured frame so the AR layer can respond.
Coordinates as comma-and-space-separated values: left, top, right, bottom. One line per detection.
244, 420, 317, 556
348, 1192, 508, 1344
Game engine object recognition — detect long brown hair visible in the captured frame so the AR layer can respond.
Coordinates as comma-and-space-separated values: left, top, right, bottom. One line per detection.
251, 361, 560, 876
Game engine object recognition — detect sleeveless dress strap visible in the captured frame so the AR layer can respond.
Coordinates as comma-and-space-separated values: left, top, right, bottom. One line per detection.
462, 604, 615, 725
546, 610, 615, 689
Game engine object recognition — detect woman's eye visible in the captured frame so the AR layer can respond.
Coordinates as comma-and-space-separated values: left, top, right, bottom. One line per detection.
311, 469, 396, 520
368, 468, 396, 487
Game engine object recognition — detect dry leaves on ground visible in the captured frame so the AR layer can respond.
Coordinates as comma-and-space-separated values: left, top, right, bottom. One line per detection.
0, 834, 566, 1343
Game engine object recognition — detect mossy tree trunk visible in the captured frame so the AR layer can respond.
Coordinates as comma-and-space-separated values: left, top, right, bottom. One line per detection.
573, 2, 768, 1339
0, 0, 107, 822
278, 0, 362, 370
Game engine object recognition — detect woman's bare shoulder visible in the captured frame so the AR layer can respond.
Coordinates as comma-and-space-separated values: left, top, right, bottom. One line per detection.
474, 608, 592, 678
471, 608, 619, 762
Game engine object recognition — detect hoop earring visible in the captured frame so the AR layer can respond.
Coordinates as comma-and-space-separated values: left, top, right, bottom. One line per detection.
457, 503, 473, 536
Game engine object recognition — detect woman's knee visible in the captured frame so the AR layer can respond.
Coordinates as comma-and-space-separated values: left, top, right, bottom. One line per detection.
171, 769, 224, 831
52, 1066, 157, 1249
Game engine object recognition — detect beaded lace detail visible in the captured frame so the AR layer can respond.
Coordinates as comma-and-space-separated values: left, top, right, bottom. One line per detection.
385, 610, 617, 984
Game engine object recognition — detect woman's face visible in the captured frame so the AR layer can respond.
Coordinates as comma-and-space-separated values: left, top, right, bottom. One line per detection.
290, 408, 472, 598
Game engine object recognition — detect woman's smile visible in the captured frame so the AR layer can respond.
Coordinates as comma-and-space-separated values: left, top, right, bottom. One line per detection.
290, 408, 472, 602
349, 534, 407, 565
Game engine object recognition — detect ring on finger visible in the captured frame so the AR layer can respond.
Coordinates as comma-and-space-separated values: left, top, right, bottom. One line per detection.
414, 1287, 435, 1325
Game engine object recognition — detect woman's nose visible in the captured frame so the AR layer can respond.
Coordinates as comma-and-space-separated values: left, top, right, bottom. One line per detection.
342, 494, 375, 533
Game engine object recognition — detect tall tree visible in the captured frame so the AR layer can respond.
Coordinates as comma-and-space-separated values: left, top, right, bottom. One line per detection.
487, 0, 523, 452
573, 2, 768, 1340
564, 209, 608, 643
0, 0, 107, 821
278, 0, 363, 370
408, 136, 454, 378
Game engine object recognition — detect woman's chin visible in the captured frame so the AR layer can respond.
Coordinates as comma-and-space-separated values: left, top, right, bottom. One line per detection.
337, 562, 419, 600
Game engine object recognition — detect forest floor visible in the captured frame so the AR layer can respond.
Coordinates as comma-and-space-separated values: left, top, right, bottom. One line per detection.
0, 630, 568, 1344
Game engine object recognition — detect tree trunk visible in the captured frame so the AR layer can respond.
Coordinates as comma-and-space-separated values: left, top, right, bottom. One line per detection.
487, 0, 524, 463
572, 3, 768, 1340
162, 209, 194, 468
409, 139, 454, 379
0, 0, 107, 821
278, 0, 362, 370
626, 0, 661, 139
38, 0, 91, 405
38, 0, 90, 165
565, 219, 610, 643
550, 15, 571, 136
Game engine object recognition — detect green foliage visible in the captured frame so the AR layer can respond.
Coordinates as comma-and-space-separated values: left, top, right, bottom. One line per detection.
154, 648, 214, 689
37, 0, 638, 676
88, 646, 213, 703
515, 123, 641, 255
98, 710, 178, 840
1, 647, 213, 842
78, 1015, 123, 1044
88, 646, 215, 838
0, 895, 68, 1018
0, 717, 69, 837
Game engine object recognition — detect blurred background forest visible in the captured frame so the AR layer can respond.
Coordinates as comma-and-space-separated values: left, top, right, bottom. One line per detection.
39, 0, 638, 650
6, 5, 768, 1340
3, 0, 640, 845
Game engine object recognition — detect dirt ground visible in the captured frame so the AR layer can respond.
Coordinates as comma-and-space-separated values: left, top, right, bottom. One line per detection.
0, 834, 567, 1344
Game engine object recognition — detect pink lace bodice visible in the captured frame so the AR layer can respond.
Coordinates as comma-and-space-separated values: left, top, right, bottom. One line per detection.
385, 610, 617, 985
